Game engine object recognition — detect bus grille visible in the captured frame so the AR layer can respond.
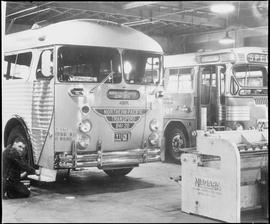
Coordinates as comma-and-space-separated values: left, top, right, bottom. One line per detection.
218, 105, 226, 121
31, 81, 54, 163
254, 96, 268, 106
226, 106, 250, 121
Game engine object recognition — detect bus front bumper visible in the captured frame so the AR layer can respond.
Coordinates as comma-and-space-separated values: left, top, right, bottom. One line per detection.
55, 147, 161, 169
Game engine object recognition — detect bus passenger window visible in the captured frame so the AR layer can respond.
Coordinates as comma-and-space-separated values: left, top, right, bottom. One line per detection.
178, 67, 194, 91
166, 67, 194, 93
4, 52, 32, 80
166, 69, 179, 93
3, 59, 9, 79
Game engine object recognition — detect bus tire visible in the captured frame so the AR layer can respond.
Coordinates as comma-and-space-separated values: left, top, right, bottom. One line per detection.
166, 127, 188, 164
103, 168, 133, 177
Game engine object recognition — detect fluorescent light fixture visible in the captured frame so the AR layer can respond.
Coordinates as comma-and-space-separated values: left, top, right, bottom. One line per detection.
219, 31, 235, 45
123, 1, 158, 9
210, 3, 235, 14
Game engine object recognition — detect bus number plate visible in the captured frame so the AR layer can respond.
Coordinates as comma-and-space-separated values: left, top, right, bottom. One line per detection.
114, 132, 130, 142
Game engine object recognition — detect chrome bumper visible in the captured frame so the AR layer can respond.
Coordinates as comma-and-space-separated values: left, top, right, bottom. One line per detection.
55, 147, 161, 169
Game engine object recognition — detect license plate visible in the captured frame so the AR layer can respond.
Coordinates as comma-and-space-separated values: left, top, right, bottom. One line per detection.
114, 132, 129, 142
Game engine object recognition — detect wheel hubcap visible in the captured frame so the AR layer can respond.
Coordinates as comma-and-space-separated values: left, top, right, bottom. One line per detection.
171, 134, 185, 159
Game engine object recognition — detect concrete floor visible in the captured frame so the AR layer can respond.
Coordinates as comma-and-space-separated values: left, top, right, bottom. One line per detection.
2, 162, 268, 223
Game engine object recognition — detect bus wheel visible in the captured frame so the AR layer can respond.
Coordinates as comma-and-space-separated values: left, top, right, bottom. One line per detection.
103, 168, 133, 177
167, 127, 187, 163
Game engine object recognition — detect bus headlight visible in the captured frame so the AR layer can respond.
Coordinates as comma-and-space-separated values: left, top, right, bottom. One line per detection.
77, 134, 90, 149
78, 119, 92, 133
231, 122, 244, 130
235, 123, 243, 130
149, 119, 159, 132
148, 132, 159, 146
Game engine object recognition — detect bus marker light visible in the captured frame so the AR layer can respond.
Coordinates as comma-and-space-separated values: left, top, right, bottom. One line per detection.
149, 119, 159, 131
81, 105, 90, 114
78, 119, 92, 133
148, 132, 159, 146
77, 134, 90, 149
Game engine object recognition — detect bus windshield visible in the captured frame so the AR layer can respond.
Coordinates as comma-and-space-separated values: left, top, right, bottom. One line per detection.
58, 46, 121, 83
233, 64, 268, 88
123, 50, 161, 85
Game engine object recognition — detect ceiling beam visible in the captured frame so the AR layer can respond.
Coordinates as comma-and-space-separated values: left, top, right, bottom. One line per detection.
6, 6, 38, 18
11, 8, 51, 21
50, 2, 224, 28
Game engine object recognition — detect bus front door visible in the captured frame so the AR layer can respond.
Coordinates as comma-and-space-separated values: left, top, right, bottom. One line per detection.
200, 65, 218, 127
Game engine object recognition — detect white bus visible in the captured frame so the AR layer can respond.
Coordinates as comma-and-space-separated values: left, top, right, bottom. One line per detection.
2, 19, 164, 181
163, 47, 268, 162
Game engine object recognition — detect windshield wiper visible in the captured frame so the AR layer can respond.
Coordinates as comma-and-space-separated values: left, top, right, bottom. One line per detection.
89, 72, 114, 93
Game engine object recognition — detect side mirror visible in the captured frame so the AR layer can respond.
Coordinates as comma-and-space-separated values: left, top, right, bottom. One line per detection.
41, 50, 53, 78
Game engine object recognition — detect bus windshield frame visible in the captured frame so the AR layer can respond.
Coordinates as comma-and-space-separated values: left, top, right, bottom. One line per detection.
57, 46, 162, 86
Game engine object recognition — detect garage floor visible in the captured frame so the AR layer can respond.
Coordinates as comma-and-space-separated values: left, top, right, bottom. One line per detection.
2, 162, 268, 223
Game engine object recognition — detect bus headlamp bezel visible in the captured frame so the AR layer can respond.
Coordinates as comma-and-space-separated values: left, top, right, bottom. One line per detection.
149, 119, 159, 132
78, 119, 92, 133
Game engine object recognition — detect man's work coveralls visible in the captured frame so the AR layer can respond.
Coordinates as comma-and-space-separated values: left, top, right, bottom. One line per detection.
3, 145, 36, 198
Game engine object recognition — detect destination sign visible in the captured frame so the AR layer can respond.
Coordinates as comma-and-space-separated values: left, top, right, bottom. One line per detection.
107, 89, 140, 100
93, 108, 148, 130
247, 53, 268, 63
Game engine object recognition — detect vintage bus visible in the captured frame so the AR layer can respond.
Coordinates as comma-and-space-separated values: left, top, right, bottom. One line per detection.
2, 19, 164, 181
162, 47, 268, 162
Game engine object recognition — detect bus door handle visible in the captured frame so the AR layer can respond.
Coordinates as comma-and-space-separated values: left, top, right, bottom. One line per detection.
68, 88, 84, 96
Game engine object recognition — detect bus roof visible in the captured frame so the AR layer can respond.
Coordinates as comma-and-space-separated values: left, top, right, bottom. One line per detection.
4, 19, 163, 54
164, 47, 268, 68
198, 47, 268, 56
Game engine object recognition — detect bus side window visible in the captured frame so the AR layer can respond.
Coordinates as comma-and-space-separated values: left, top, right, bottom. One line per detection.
3, 57, 11, 79
36, 50, 54, 80
4, 52, 32, 80
166, 68, 179, 93
178, 67, 194, 91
